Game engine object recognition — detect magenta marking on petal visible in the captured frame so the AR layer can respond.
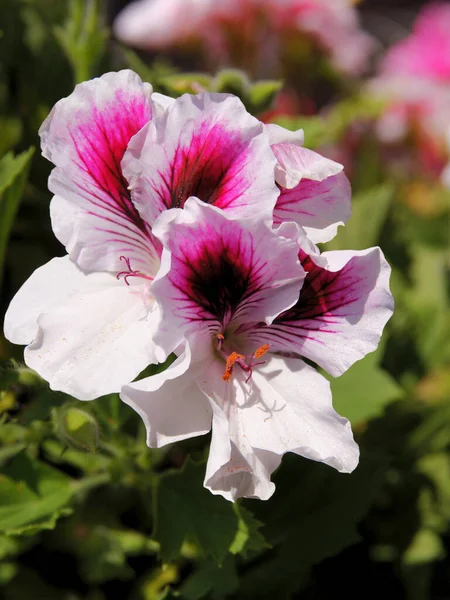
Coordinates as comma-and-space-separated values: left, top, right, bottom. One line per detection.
59, 91, 158, 258
269, 250, 375, 334
154, 120, 253, 211
273, 173, 350, 229
166, 223, 271, 328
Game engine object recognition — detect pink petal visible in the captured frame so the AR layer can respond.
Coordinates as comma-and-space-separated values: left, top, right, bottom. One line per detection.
122, 92, 279, 225
272, 143, 344, 189
274, 171, 351, 244
114, 0, 217, 49
40, 70, 160, 273
250, 247, 394, 377
150, 198, 304, 356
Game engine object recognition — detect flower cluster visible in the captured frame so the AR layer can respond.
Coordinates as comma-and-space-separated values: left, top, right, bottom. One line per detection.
114, 0, 374, 77
369, 2, 450, 178
4, 70, 393, 501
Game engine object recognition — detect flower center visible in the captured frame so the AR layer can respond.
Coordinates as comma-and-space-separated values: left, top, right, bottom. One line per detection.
217, 334, 270, 383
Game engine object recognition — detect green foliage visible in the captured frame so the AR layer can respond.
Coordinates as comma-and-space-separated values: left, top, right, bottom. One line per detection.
154, 460, 238, 563
274, 94, 386, 148
0, 451, 73, 535
179, 556, 239, 600
54, 0, 109, 84
237, 454, 387, 597
0, 148, 34, 290
330, 345, 404, 425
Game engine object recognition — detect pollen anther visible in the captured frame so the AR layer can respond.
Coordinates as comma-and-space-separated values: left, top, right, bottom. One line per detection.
222, 351, 245, 381
254, 344, 270, 359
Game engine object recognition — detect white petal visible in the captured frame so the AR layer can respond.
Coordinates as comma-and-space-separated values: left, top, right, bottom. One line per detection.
5, 256, 163, 399
272, 144, 344, 189
205, 401, 279, 502
200, 353, 358, 501
120, 346, 213, 447
245, 356, 359, 472
151, 92, 176, 116
266, 123, 304, 146
4, 256, 96, 345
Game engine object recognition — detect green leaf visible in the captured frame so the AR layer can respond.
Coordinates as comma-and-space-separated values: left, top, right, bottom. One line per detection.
212, 69, 250, 97
179, 555, 239, 600
0, 534, 34, 585
274, 95, 385, 149
0, 359, 20, 391
1, 566, 68, 600
248, 80, 282, 114
0, 117, 22, 157
238, 453, 386, 597
403, 529, 445, 565
49, 506, 159, 585
0, 452, 73, 535
229, 504, 270, 557
404, 245, 450, 369
325, 183, 394, 251
160, 73, 213, 96
53, 0, 108, 84
0, 563, 18, 586
154, 459, 238, 563
330, 348, 404, 425
0, 148, 34, 290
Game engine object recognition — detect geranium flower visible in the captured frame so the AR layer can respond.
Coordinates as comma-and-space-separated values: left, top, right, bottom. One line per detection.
3, 71, 280, 399
120, 198, 393, 501
379, 2, 450, 81
368, 3, 450, 177
114, 0, 374, 77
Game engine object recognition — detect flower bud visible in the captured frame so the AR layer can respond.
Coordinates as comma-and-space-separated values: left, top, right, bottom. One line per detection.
56, 406, 99, 453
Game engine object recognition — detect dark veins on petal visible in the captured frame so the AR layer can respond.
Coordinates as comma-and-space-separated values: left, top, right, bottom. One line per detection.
74, 96, 152, 236
175, 233, 263, 325
273, 249, 358, 323
158, 121, 251, 210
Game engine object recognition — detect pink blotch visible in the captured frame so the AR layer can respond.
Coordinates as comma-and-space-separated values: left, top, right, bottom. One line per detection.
155, 119, 254, 212
72, 89, 153, 231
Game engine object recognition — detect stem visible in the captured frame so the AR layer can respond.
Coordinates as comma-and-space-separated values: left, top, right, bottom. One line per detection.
72, 471, 110, 494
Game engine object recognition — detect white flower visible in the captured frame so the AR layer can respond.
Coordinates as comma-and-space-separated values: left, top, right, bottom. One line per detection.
121, 198, 393, 501
4, 71, 280, 399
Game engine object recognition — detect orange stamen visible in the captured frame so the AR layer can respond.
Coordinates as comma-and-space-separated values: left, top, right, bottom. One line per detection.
222, 351, 245, 381
254, 344, 270, 359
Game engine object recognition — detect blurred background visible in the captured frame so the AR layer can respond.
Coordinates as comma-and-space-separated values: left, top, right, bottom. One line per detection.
0, 1, 449, 599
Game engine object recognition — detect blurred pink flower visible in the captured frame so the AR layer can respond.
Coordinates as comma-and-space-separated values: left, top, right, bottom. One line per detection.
380, 3, 450, 81
369, 3, 450, 177
114, 0, 374, 77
